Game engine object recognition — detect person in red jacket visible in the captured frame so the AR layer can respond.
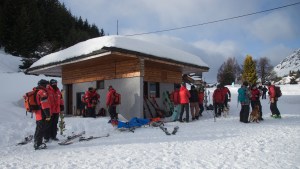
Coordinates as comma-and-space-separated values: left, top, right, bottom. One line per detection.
33, 79, 51, 150
220, 84, 231, 110
170, 84, 181, 121
106, 85, 118, 122
179, 82, 191, 122
213, 84, 225, 117
267, 82, 281, 118
83, 87, 100, 118
250, 84, 263, 120
198, 87, 205, 117
44, 79, 64, 142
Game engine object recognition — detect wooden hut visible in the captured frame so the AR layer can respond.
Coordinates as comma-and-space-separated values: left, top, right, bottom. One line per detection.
27, 36, 209, 120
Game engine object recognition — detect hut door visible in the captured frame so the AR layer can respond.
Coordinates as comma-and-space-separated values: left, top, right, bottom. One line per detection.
66, 84, 73, 115
143, 81, 148, 97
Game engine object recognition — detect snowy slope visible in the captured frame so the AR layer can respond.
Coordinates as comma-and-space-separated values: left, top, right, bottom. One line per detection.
0, 50, 22, 73
0, 51, 300, 169
273, 48, 300, 77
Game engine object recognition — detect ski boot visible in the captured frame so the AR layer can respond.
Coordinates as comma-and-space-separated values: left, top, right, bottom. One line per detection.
34, 143, 47, 150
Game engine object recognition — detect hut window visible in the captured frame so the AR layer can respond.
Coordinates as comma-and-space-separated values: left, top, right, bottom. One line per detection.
149, 82, 160, 98
96, 80, 104, 89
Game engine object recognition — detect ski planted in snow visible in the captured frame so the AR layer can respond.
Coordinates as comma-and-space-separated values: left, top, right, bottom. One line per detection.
79, 133, 109, 142
58, 131, 85, 145
16, 135, 33, 146
171, 126, 179, 135
159, 125, 171, 135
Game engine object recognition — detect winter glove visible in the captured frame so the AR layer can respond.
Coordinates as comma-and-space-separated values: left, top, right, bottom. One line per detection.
60, 105, 64, 111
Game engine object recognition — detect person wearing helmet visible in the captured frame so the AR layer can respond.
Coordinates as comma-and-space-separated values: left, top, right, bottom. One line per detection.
44, 79, 64, 142
34, 79, 51, 150
106, 85, 118, 123
213, 84, 225, 117
83, 87, 100, 118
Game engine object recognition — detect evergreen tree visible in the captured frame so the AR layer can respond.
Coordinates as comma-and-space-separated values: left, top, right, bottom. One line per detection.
242, 55, 257, 84
1, 0, 104, 69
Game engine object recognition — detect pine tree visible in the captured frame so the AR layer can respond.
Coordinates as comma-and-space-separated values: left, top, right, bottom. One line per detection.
1, 0, 104, 68
242, 55, 257, 84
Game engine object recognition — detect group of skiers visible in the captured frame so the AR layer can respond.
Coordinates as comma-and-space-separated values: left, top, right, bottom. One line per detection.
238, 81, 281, 123
170, 82, 206, 122
81, 85, 119, 123
29, 79, 64, 150
29, 78, 281, 149
30, 80, 120, 150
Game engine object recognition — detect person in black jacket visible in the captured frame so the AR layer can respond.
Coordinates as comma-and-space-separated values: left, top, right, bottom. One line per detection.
261, 86, 268, 99
189, 85, 200, 120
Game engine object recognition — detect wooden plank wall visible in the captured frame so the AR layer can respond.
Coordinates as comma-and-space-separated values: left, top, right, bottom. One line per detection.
144, 60, 182, 83
62, 55, 141, 84
61, 53, 182, 84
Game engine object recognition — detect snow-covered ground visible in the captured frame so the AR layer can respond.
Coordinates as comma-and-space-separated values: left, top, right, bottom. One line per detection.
0, 53, 300, 169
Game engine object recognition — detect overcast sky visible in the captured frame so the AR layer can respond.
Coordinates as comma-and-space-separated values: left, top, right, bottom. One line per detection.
59, 0, 300, 82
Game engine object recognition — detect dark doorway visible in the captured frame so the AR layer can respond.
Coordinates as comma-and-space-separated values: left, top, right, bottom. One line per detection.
66, 84, 73, 115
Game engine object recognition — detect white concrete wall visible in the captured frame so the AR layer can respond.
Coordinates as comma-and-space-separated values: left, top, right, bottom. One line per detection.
65, 78, 175, 120
70, 77, 143, 120
104, 77, 143, 120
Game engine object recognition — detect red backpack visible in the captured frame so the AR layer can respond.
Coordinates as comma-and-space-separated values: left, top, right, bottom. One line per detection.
213, 89, 224, 104
24, 88, 40, 113
170, 91, 180, 105
113, 92, 121, 105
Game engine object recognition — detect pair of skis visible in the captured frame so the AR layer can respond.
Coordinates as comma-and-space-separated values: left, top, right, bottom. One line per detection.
58, 131, 109, 145
159, 126, 179, 135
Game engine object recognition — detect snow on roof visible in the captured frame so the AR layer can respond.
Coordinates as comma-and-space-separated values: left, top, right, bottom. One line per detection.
30, 35, 208, 69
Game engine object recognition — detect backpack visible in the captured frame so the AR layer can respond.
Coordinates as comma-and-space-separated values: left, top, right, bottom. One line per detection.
275, 86, 282, 98
24, 88, 41, 115
238, 88, 246, 103
113, 92, 121, 105
213, 89, 223, 103
170, 91, 180, 105
97, 108, 106, 117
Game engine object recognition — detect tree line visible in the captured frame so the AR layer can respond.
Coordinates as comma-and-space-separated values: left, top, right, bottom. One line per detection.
217, 55, 276, 85
0, 0, 105, 69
